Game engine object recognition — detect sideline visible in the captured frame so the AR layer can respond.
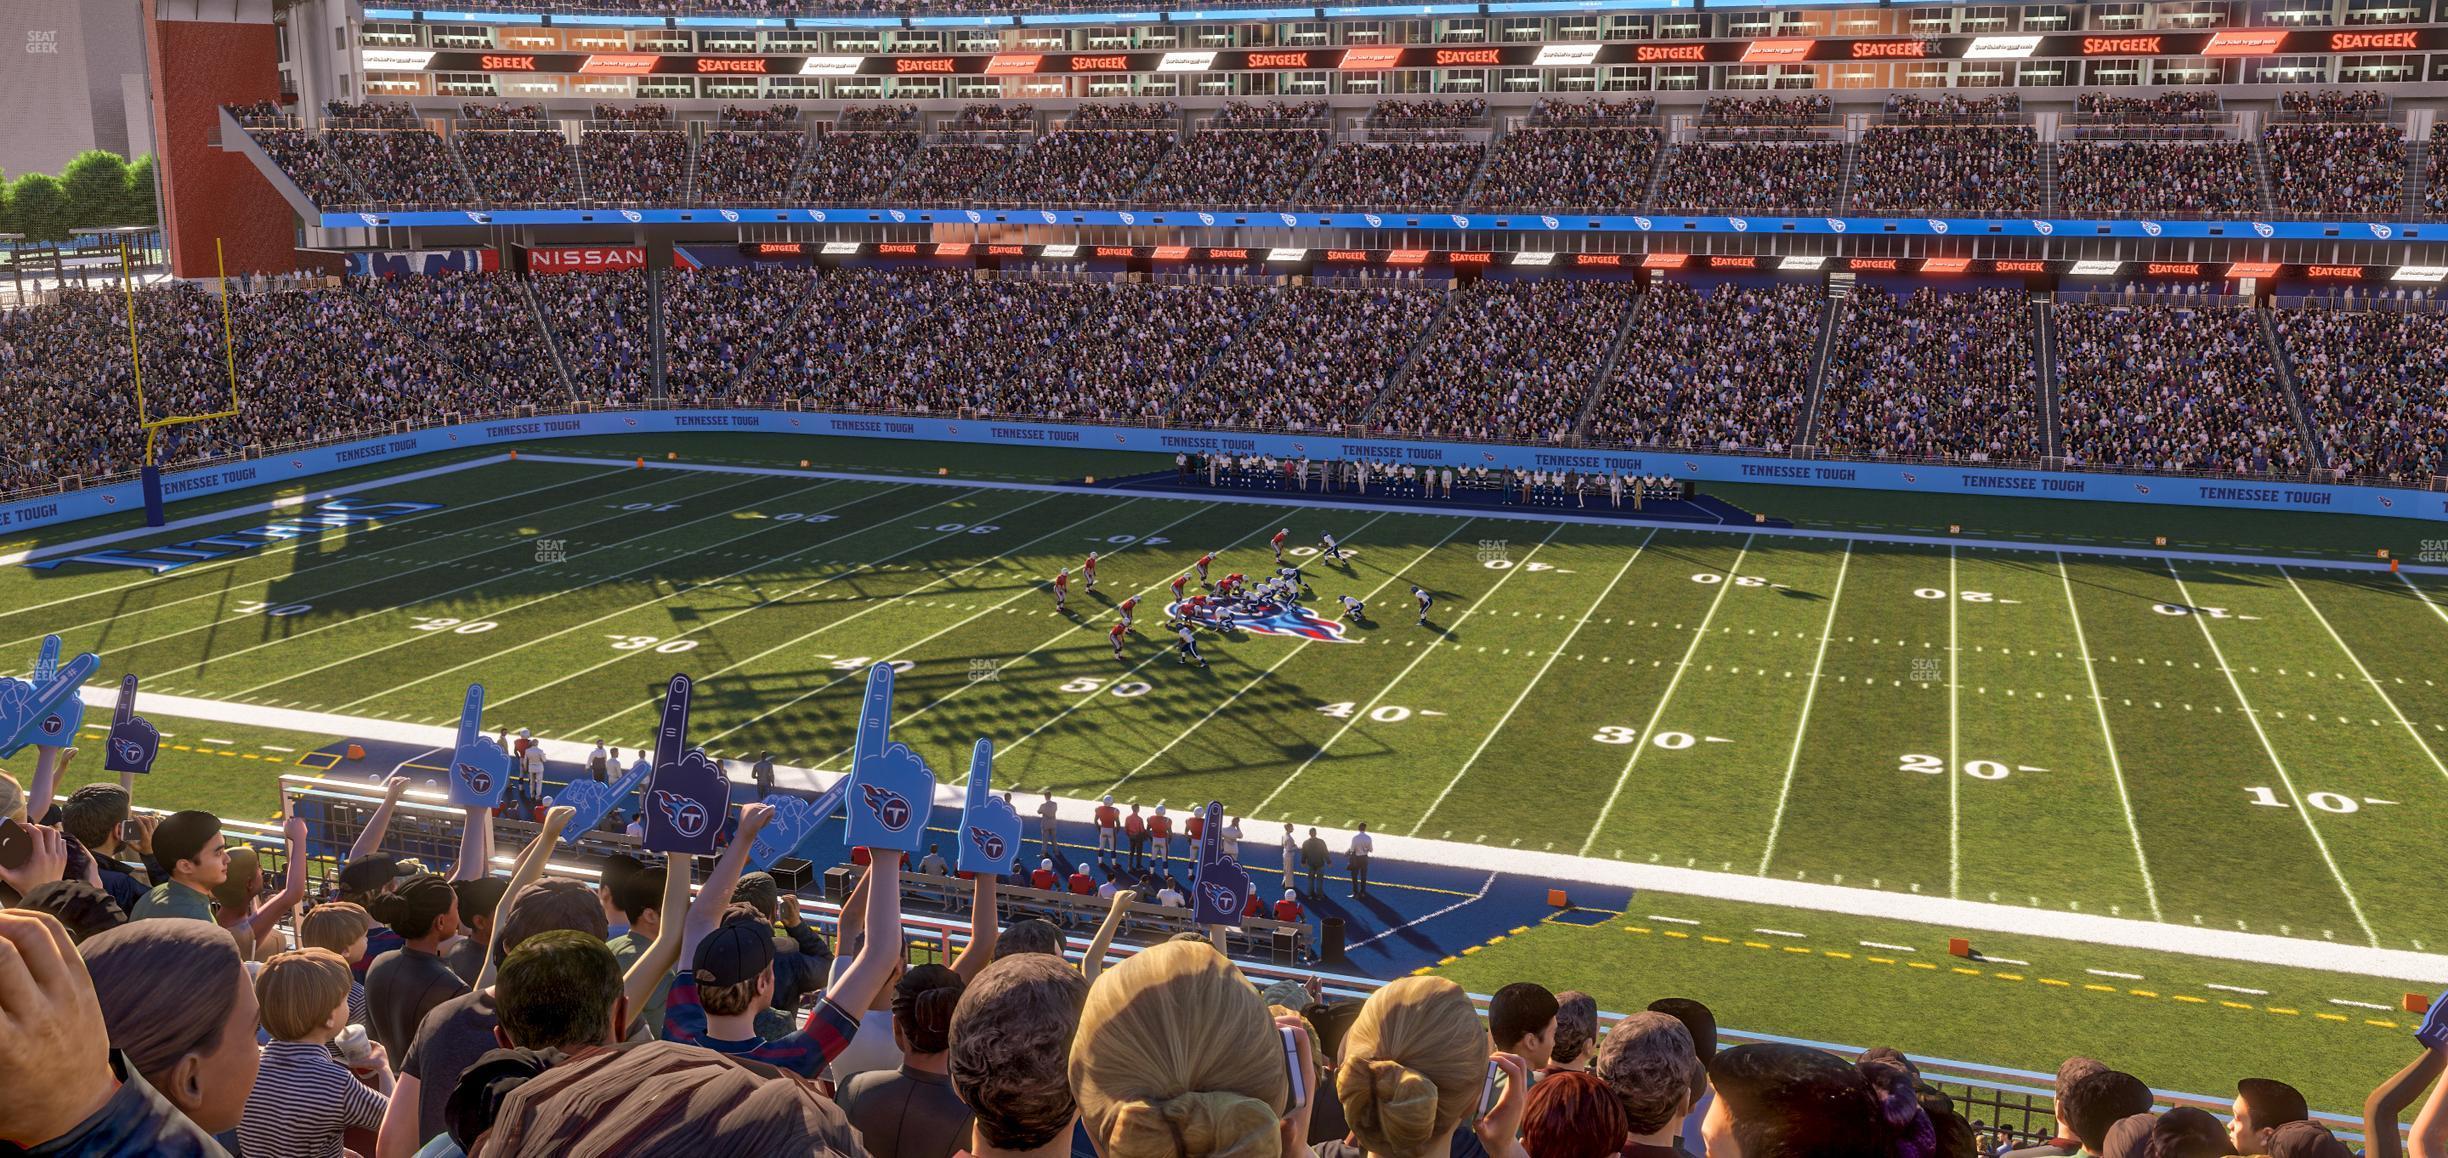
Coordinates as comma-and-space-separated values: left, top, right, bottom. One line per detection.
515, 453, 2448, 578
84, 684, 2448, 983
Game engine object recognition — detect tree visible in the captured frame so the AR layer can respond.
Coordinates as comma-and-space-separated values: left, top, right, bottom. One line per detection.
60, 150, 131, 232
121, 155, 158, 226
8, 174, 68, 241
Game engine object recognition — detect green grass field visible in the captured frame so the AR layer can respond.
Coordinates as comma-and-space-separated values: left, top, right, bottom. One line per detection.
10, 438, 2448, 1111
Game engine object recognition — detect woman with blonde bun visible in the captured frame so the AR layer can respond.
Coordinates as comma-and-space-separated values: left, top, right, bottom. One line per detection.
1330, 977, 1529, 1158
1071, 939, 1315, 1158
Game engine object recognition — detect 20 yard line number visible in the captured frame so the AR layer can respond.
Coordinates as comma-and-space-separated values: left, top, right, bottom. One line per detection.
1901, 753, 2045, 780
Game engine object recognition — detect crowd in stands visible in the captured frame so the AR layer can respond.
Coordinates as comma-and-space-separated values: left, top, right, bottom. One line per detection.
323, 99, 418, 127
1137, 127, 1328, 207
2055, 300, 2308, 474
2072, 90, 2222, 124
458, 102, 549, 126
1369, 98, 1488, 129
226, 100, 288, 127
662, 266, 814, 403
1588, 281, 1820, 454
1651, 141, 1845, 214
953, 103, 1037, 133
1699, 93, 1832, 126
1816, 287, 2043, 462
2432, 125, 2448, 218
591, 102, 672, 124
1469, 127, 1659, 212
836, 104, 919, 129
1530, 97, 1654, 126
1374, 279, 1639, 444
581, 125, 691, 205
1302, 142, 1487, 210
454, 129, 582, 206
1174, 283, 1445, 431
323, 129, 475, 208
986, 129, 1179, 204
721, 104, 803, 127
1068, 101, 1179, 129
535, 268, 655, 403
2275, 304, 2448, 484
10, 701, 2417, 1157
248, 129, 364, 208
2262, 122, 2405, 219
2054, 140, 2261, 218
1215, 100, 1329, 128
894, 145, 1019, 202
1000, 281, 1259, 422
2279, 89, 2386, 120
805, 130, 919, 202
1844, 126, 2040, 216
1882, 92, 2021, 125
696, 129, 810, 205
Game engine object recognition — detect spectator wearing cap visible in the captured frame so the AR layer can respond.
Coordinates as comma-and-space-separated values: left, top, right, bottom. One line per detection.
951, 953, 1089, 1158
662, 805, 904, 1080
18, 878, 127, 943
1597, 1012, 1702, 1158
338, 854, 410, 973
606, 861, 676, 1036
1548, 992, 1597, 1074
240, 947, 391, 1158
839, 964, 970, 1158
473, 1039, 864, 1156
1523, 1069, 1631, 1158
444, 877, 508, 985
430, 929, 636, 1152
2004, 1057, 2108, 1158
2233, 1078, 2312, 1155
365, 874, 467, 1068
1701, 1044, 1890, 1158
1071, 940, 1311, 1158
56, 784, 148, 913
129, 809, 226, 924
82, 917, 263, 1136
384, 873, 611, 1156
1646, 997, 1717, 1149
300, 901, 376, 1026
2060, 1070, 2155, 1158
2103, 1108, 2225, 1158
2264, 1119, 2353, 1158
732, 869, 832, 1022
1490, 982, 1560, 1074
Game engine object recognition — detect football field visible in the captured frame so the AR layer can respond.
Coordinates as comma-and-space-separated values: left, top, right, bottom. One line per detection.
11, 449, 2448, 954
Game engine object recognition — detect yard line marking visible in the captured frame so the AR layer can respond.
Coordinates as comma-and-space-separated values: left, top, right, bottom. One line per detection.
0, 460, 631, 640
1757, 541, 1851, 875
1753, 928, 1807, 938
1860, 940, 1916, 952
2166, 559, 2378, 947
1099, 520, 1474, 799
2206, 983, 2270, 995
2330, 998, 2394, 1010
985, 513, 1396, 766
137, 471, 790, 683
1409, 529, 1655, 835
1948, 546, 1961, 899
2396, 572, 2448, 631
1580, 535, 1753, 857
1647, 915, 1702, 925
2056, 553, 2163, 921
715, 501, 1239, 753
2283, 568, 2448, 786
314, 478, 902, 709
1348, 872, 1498, 950
542, 491, 1095, 734
2086, 969, 2144, 980
1254, 522, 1564, 817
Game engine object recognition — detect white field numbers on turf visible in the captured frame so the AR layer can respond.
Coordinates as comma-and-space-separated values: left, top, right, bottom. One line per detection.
1319, 702, 1418, 723
411, 616, 499, 635
607, 635, 699, 654
2243, 787, 2392, 814
1900, 754, 2044, 780
234, 600, 312, 617
1592, 728, 1722, 749
612, 502, 681, 513
1691, 573, 1769, 587
761, 511, 839, 523
1062, 677, 1152, 698
922, 523, 1001, 534
1912, 588, 2017, 604
1285, 546, 1357, 559
1094, 534, 1169, 545
1483, 560, 1556, 571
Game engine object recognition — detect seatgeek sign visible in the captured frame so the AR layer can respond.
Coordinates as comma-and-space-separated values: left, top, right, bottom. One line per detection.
7, 413, 2444, 543
322, 207, 2440, 246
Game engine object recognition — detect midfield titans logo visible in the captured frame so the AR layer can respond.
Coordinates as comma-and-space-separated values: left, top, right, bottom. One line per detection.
862, 784, 915, 831
1167, 597, 1355, 644
653, 789, 709, 837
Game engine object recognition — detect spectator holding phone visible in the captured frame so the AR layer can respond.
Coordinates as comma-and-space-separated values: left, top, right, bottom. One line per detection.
240, 947, 391, 1158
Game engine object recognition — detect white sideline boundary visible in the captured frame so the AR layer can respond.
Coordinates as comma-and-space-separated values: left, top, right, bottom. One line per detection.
513, 453, 2448, 578
2, 453, 514, 567
88, 684, 2448, 984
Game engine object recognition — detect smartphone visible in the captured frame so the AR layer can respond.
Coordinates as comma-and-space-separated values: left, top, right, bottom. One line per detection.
1279, 1025, 1309, 1112
0, 817, 30, 872
1479, 1059, 1510, 1118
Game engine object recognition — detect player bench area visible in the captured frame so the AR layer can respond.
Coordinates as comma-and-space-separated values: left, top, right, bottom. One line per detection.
277, 773, 1315, 963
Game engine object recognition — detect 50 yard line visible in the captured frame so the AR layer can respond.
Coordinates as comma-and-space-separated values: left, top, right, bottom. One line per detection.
2165, 559, 2378, 946
1578, 535, 1753, 858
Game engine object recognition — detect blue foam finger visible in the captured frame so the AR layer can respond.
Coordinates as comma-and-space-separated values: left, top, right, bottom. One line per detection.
1191, 800, 1252, 928
749, 794, 820, 872
956, 738, 1022, 876
644, 673, 730, 856
102, 674, 161, 776
446, 683, 512, 808
5, 651, 98, 755
845, 664, 935, 853
559, 755, 656, 843
2418, 990, 2448, 1050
